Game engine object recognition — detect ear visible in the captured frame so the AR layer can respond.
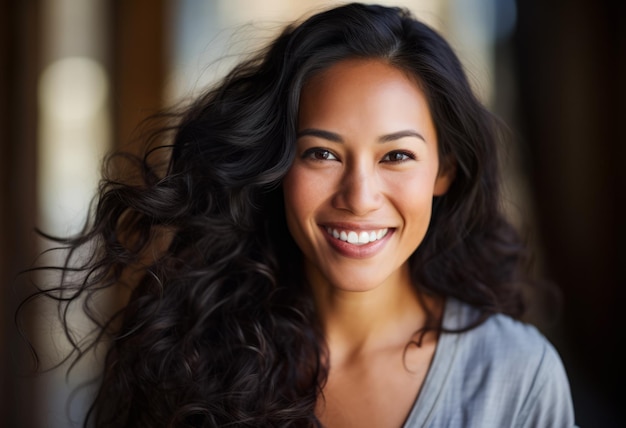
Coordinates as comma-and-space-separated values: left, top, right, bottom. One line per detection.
433, 159, 456, 196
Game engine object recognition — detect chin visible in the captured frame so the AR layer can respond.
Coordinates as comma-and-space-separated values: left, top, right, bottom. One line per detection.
321, 269, 396, 294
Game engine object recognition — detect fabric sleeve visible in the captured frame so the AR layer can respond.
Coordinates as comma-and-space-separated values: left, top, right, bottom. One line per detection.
515, 341, 577, 428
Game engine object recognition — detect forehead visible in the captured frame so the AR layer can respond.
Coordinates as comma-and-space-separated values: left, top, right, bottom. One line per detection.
298, 59, 435, 140
303, 58, 422, 90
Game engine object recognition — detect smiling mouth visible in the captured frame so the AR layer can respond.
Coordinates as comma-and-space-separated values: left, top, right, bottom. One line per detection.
325, 227, 390, 246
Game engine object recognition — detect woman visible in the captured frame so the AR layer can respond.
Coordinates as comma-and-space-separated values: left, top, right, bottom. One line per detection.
21, 3, 576, 427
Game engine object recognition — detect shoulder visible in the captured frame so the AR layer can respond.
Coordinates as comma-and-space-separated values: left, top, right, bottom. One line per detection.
430, 298, 577, 427
445, 297, 559, 370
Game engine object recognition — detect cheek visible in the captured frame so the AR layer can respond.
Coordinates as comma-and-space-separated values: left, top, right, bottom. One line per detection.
388, 168, 439, 200
282, 168, 317, 242
388, 172, 437, 231
283, 166, 333, 218
282, 169, 306, 219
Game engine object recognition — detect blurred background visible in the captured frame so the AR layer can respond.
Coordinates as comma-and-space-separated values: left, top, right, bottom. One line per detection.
1, 0, 622, 427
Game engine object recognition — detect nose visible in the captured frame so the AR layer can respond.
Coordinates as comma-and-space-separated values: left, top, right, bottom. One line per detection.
332, 163, 383, 215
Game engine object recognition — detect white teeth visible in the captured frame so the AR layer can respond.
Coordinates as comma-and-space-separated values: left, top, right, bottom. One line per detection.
325, 227, 389, 245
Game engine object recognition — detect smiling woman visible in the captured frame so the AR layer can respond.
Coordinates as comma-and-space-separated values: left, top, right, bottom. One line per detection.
283, 61, 446, 427
18, 2, 577, 427
284, 59, 451, 296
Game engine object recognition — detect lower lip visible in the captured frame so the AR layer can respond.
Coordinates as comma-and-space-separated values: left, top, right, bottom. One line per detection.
322, 227, 394, 259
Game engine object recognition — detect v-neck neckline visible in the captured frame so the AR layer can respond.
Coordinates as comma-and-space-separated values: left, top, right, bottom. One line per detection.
402, 297, 464, 427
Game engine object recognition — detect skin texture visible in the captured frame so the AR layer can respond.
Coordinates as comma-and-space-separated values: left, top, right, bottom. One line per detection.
283, 58, 452, 296
282, 58, 454, 427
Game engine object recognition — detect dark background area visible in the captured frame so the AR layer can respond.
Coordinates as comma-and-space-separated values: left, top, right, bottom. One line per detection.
1, 0, 623, 426
512, 1, 624, 426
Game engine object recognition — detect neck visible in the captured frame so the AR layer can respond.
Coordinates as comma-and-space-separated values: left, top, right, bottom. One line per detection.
310, 264, 436, 362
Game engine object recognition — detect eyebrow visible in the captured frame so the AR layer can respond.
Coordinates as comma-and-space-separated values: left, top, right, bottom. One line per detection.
296, 128, 426, 143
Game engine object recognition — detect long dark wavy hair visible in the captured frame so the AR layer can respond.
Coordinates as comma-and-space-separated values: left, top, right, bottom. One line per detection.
19, 3, 533, 427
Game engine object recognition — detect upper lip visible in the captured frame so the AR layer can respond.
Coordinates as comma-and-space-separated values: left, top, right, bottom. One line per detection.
320, 222, 393, 230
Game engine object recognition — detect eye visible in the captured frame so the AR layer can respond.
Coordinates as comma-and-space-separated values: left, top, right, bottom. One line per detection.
302, 148, 338, 161
381, 150, 415, 163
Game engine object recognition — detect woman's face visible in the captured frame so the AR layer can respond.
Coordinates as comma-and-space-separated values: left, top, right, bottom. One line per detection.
283, 59, 453, 293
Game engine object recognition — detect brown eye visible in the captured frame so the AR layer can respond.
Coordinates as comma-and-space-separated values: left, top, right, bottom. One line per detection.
303, 148, 338, 161
382, 151, 414, 162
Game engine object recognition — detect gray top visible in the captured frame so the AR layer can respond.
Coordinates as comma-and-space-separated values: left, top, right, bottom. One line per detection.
403, 298, 577, 427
